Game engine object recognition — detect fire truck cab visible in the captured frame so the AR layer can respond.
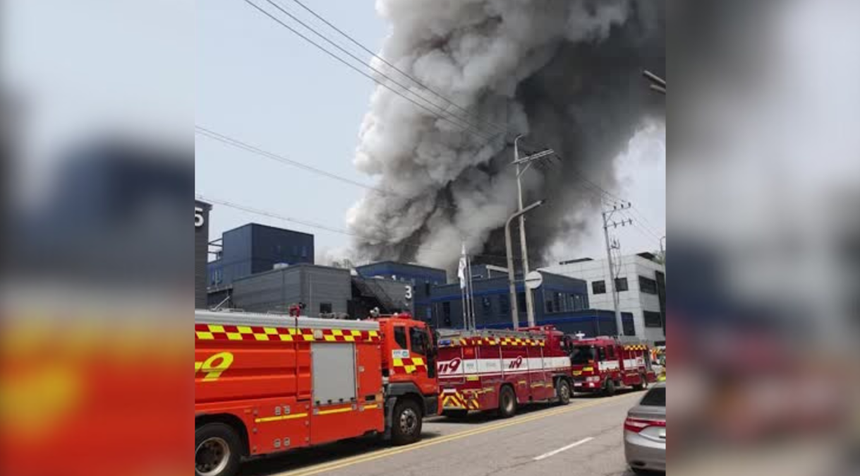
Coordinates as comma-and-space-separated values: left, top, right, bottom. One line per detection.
194, 310, 438, 476
569, 336, 657, 396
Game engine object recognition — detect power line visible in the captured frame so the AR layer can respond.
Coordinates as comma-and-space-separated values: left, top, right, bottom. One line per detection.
285, 0, 512, 138
619, 209, 664, 244
245, 0, 499, 142
196, 125, 387, 193
248, 0, 654, 219
199, 194, 357, 236
197, 125, 468, 212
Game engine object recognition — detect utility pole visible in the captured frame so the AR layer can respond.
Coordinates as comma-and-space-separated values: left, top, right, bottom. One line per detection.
513, 136, 554, 327
659, 236, 666, 269
602, 202, 633, 336
505, 200, 545, 329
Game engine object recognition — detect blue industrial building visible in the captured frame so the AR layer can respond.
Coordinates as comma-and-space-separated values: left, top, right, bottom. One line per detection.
429, 265, 632, 337
355, 261, 447, 321
207, 223, 314, 288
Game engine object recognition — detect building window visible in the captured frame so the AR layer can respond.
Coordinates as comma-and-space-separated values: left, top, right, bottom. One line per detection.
517, 293, 527, 314
592, 280, 606, 294
481, 297, 492, 317
644, 311, 663, 328
319, 302, 332, 314
622, 315, 636, 336
639, 276, 658, 294
615, 277, 628, 292
424, 282, 431, 295
545, 295, 554, 313
499, 295, 510, 317
301, 246, 308, 258
443, 302, 451, 327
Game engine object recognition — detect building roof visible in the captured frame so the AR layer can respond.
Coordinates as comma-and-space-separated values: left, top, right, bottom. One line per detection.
356, 261, 446, 275
225, 222, 315, 239
558, 257, 594, 265
231, 262, 348, 282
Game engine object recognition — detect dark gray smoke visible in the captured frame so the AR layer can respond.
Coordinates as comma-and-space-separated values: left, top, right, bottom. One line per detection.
348, 0, 665, 270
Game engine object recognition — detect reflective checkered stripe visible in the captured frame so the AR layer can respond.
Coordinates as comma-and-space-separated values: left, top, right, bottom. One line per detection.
441, 391, 467, 409
440, 390, 480, 410
195, 324, 380, 343
440, 337, 545, 347
622, 344, 647, 351
391, 357, 427, 374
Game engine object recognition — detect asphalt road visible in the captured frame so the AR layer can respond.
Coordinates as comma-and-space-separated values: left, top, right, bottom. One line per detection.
243, 389, 646, 476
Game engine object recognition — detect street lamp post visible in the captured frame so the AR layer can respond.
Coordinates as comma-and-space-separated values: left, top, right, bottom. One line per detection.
513, 136, 554, 327
643, 70, 666, 95
505, 200, 545, 330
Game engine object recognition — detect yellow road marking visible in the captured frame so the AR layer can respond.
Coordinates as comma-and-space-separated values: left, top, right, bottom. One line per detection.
270, 392, 638, 476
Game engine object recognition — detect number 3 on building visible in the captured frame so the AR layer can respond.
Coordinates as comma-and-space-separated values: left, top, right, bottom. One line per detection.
404, 285, 413, 301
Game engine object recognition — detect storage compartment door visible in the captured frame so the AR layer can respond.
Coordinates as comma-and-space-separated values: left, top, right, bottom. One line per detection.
311, 343, 357, 406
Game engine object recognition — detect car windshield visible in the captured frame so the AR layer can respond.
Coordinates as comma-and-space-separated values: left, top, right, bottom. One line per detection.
640, 386, 665, 407
571, 345, 595, 364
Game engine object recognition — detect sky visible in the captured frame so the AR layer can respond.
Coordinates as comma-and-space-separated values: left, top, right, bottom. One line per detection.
197, 0, 666, 266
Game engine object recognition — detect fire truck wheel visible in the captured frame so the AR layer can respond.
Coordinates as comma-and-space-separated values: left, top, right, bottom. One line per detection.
556, 379, 571, 405
604, 379, 616, 397
391, 399, 423, 446
498, 386, 517, 418
195, 423, 242, 476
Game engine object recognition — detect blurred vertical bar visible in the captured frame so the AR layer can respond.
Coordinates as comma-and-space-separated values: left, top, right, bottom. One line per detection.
670, 0, 860, 475
0, 1, 192, 476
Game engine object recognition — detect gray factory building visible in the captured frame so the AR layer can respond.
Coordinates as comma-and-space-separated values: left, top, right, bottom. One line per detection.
231, 264, 351, 316
195, 200, 211, 309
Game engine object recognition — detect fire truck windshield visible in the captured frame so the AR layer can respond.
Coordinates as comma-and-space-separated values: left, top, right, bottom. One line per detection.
571, 345, 595, 364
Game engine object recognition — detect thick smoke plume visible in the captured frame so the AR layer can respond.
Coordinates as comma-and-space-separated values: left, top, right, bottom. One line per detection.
348, 0, 664, 270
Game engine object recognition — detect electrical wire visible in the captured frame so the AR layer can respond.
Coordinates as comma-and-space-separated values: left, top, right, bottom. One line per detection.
245, 0, 499, 142
197, 125, 473, 212
285, 0, 513, 137
196, 125, 387, 193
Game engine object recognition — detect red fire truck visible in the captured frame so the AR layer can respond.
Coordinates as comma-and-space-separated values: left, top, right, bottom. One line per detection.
435, 326, 574, 418
194, 310, 438, 476
569, 336, 657, 395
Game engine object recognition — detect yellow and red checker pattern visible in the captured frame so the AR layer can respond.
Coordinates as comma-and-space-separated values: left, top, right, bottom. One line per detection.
623, 344, 648, 351
195, 324, 380, 343
438, 336, 545, 347
391, 357, 427, 374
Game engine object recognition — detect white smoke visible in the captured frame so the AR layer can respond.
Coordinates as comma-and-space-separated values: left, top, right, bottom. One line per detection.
348, 0, 664, 270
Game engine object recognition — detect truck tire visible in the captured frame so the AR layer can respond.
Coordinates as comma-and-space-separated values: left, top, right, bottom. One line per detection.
195, 422, 242, 476
498, 386, 517, 418
391, 399, 423, 446
604, 379, 616, 397
556, 379, 571, 405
